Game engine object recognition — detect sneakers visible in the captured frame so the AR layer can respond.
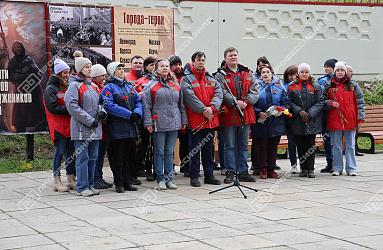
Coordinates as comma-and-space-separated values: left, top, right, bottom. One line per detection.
90, 187, 100, 195
299, 170, 308, 177
332, 171, 342, 176
220, 169, 226, 176
290, 164, 298, 174
274, 164, 281, 170
166, 181, 178, 190
267, 171, 280, 179
320, 166, 333, 173
204, 176, 221, 185
347, 171, 357, 176
239, 172, 256, 182
260, 169, 267, 179
115, 186, 125, 193
307, 170, 315, 178
224, 172, 234, 184
190, 177, 201, 187
94, 179, 110, 189
76, 189, 93, 197
157, 181, 168, 190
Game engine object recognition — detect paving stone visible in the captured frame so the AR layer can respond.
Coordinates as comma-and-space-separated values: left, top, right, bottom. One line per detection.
23, 244, 67, 250
61, 235, 136, 249
122, 231, 192, 246
348, 234, 383, 249
308, 224, 383, 238
142, 241, 218, 250
178, 226, 247, 240
257, 229, 331, 245
201, 234, 280, 249
155, 218, 219, 231
290, 239, 370, 250
0, 218, 37, 238
229, 221, 298, 234
45, 228, 111, 243
0, 234, 54, 249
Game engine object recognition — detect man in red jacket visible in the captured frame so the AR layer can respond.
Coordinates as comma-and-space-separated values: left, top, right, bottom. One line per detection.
214, 47, 259, 184
181, 51, 222, 187
125, 55, 144, 82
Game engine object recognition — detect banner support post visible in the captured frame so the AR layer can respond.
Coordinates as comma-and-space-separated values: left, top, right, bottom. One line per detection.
26, 134, 34, 162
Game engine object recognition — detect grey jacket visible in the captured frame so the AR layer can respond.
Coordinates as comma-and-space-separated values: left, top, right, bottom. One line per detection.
142, 76, 188, 132
64, 75, 102, 140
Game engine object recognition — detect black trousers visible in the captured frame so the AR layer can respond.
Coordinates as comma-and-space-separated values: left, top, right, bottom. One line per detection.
135, 124, 152, 175
254, 136, 281, 172
294, 135, 316, 171
108, 138, 136, 187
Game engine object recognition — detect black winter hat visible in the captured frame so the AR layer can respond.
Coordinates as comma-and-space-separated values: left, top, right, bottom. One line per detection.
324, 59, 338, 69
169, 55, 182, 67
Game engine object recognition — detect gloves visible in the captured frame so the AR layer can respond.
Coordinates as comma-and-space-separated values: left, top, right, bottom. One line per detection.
90, 118, 99, 129
130, 113, 141, 122
299, 110, 309, 123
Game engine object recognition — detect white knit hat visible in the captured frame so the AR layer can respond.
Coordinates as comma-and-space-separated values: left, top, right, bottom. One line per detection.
298, 63, 311, 73
75, 57, 92, 73
53, 58, 70, 75
90, 64, 107, 78
334, 61, 347, 73
107, 62, 124, 75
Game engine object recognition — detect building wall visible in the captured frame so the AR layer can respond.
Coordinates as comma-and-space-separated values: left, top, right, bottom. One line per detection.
27, 0, 383, 79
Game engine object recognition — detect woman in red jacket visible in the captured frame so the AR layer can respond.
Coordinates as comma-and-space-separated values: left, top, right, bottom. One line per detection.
324, 62, 365, 176
44, 59, 75, 192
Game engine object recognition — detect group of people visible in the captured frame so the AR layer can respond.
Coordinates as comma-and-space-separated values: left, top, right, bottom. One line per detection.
44, 47, 365, 197
51, 24, 112, 45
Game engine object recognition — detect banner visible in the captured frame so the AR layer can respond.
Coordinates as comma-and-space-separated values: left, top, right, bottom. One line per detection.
48, 4, 113, 68
113, 7, 174, 69
0, 2, 48, 134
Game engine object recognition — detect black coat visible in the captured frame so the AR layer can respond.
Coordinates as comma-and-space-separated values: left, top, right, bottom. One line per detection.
287, 79, 324, 136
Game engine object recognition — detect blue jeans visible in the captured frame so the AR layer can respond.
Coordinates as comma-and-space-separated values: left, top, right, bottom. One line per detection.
322, 110, 333, 163
330, 130, 357, 173
223, 125, 250, 174
74, 140, 99, 192
188, 129, 215, 178
153, 130, 178, 183
53, 136, 75, 176
95, 140, 108, 180
286, 132, 297, 166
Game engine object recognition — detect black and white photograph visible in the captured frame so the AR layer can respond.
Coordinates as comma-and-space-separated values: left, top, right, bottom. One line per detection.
49, 5, 112, 46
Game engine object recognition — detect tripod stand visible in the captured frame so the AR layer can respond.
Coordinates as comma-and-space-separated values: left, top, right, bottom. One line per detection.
210, 71, 258, 199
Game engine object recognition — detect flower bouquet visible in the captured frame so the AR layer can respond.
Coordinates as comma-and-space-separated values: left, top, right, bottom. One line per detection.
257, 105, 292, 124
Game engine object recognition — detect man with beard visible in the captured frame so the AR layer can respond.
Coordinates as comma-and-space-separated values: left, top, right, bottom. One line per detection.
8, 40, 46, 132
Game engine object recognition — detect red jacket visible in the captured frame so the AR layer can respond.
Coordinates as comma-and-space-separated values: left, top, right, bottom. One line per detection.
43, 75, 71, 142
135, 74, 153, 96
215, 65, 258, 127
125, 69, 142, 82
181, 64, 222, 130
325, 77, 359, 130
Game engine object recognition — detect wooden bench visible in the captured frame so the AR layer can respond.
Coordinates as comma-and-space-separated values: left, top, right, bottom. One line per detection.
356, 105, 383, 154
276, 135, 324, 158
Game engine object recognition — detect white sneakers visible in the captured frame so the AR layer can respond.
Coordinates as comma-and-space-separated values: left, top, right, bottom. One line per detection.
166, 181, 178, 190
76, 187, 100, 197
333, 171, 357, 176
156, 181, 177, 190
157, 181, 167, 190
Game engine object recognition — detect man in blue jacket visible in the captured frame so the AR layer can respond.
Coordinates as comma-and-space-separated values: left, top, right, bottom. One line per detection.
102, 62, 143, 193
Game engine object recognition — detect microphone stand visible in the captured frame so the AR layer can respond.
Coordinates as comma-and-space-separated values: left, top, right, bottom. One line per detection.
210, 69, 257, 199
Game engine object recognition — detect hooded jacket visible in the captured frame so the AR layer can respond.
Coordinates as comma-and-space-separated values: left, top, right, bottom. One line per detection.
101, 76, 143, 140
181, 63, 223, 129
64, 74, 102, 140
44, 74, 71, 142
253, 77, 289, 138
215, 64, 259, 126
324, 77, 365, 131
142, 74, 187, 132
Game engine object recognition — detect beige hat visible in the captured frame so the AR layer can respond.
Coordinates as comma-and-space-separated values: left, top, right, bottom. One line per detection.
75, 57, 92, 73
91, 64, 107, 78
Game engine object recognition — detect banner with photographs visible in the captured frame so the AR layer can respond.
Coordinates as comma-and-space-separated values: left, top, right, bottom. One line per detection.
114, 7, 174, 69
48, 4, 113, 68
0, 2, 48, 134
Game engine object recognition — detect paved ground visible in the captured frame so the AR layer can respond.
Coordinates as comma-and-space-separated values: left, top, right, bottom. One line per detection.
1, 153, 383, 250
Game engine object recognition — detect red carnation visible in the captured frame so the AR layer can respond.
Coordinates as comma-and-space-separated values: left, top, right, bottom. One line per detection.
152, 115, 159, 120
288, 113, 293, 118
275, 106, 284, 112
105, 91, 112, 97
122, 96, 128, 101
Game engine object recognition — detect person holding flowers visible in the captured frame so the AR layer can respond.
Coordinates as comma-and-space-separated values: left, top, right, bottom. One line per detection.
142, 59, 188, 190
101, 62, 143, 193
253, 64, 289, 179
287, 63, 324, 178
181, 51, 223, 187
324, 61, 365, 176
